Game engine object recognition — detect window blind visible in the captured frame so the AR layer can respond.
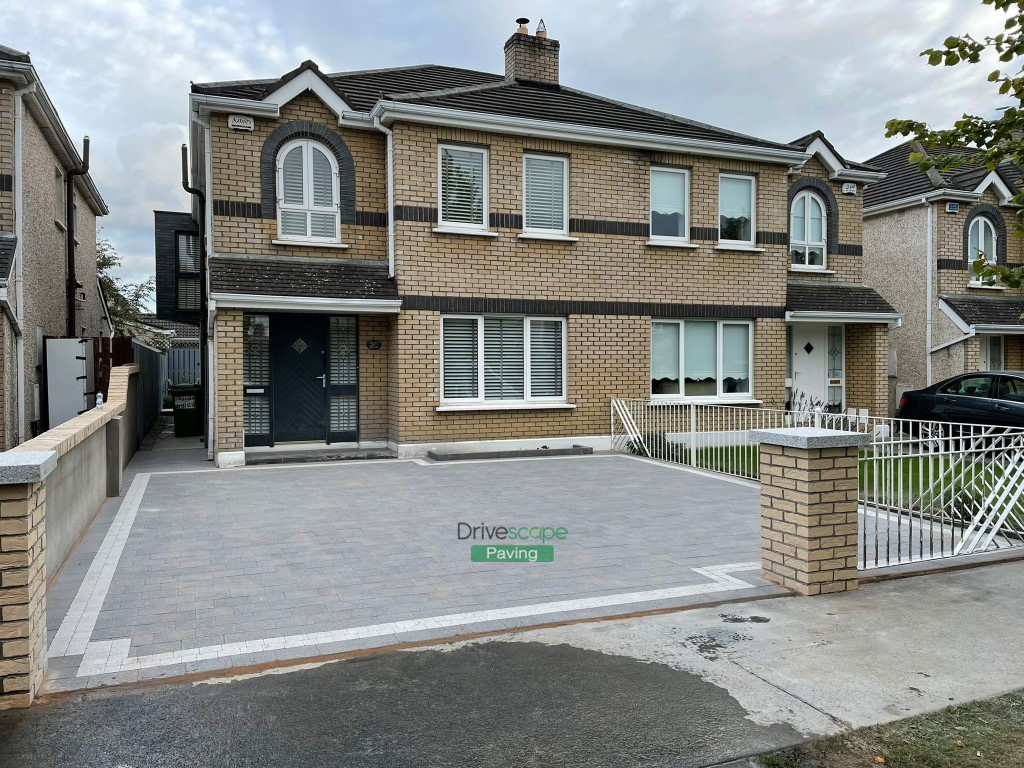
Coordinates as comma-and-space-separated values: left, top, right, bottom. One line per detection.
684, 321, 717, 381
484, 317, 524, 399
651, 322, 680, 381
650, 170, 686, 238
529, 319, 563, 397
441, 147, 484, 226
442, 318, 479, 399
722, 324, 750, 391
524, 156, 565, 231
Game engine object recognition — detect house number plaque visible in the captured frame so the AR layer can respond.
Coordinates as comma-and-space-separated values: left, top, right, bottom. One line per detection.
366, 340, 382, 350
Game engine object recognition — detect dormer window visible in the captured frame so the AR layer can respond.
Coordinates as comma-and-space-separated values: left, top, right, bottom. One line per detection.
968, 215, 997, 283
790, 190, 826, 269
276, 139, 340, 243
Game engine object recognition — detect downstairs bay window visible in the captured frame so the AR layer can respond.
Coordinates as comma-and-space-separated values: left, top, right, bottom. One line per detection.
651, 320, 752, 398
441, 316, 566, 405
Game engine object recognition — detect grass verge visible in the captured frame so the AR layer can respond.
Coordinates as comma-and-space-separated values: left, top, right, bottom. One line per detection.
759, 689, 1024, 767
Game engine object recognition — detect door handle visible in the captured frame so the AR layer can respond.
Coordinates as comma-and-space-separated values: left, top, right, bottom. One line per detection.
941, 397, 956, 404
316, 374, 326, 388
995, 404, 1010, 412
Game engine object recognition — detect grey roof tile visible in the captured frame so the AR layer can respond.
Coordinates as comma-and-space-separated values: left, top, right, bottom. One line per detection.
139, 314, 199, 338
209, 257, 398, 301
0, 44, 30, 63
786, 281, 897, 315
942, 294, 1024, 327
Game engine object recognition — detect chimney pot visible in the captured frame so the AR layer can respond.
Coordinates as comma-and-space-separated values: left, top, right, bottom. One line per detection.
536, 19, 547, 38
516, 17, 529, 34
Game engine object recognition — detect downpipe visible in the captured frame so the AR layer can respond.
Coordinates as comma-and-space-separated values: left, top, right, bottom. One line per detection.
65, 136, 90, 337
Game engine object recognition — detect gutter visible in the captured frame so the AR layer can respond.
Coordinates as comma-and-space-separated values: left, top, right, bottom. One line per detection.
373, 117, 396, 278
209, 292, 402, 314
370, 101, 809, 165
864, 189, 979, 218
785, 310, 902, 326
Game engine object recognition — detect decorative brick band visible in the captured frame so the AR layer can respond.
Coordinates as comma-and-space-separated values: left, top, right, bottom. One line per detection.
937, 258, 965, 271
0, 174, 11, 193
690, 226, 719, 241
756, 231, 788, 246
836, 243, 863, 257
394, 205, 438, 223
569, 219, 649, 237
402, 294, 786, 319
213, 200, 262, 218
355, 211, 388, 227
490, 212, 523, 230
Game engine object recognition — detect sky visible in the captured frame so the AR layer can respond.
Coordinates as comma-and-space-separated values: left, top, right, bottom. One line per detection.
0, 0, 1008, 289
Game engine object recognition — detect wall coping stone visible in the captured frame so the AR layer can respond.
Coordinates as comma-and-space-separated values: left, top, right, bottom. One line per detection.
0, 451, 57, 483
749, 427, 870, 449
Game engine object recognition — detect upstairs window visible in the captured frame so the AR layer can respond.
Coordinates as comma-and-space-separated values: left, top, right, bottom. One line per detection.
176, 234, 200, 311
650, 167, 689, 241
523, 154, 568, 234
719, 174, 755, 245
968, 215, 997, 283
790, 190, 826, 268
439, 145, 488, 230
276, 139, 339, 242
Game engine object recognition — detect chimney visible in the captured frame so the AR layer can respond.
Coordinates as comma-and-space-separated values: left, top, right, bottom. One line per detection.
504, 17, 559, 86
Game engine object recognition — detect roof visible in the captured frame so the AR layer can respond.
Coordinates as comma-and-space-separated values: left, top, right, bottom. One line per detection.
790, 130, 881, 173
138, 315, 199, 338
786, 282, 897, 315
942, 294, 1024, 327
0, 232, 15, 282
864, 142, 1024, 209
209, 257, 399, 301
0, 44, 29, 63
193, 62, 796, 152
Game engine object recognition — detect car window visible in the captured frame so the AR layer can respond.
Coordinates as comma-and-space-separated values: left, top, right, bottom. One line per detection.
997, 377, 1024, 403
938, 375, 994, 398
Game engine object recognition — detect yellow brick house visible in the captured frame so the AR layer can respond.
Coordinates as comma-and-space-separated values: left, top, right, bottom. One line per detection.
180, 20, 898, 467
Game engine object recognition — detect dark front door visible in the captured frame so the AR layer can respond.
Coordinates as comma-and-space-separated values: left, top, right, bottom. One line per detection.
272, 315, 327, 442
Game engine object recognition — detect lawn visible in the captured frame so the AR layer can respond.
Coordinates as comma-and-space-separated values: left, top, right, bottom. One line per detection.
760, 689, 1024, 767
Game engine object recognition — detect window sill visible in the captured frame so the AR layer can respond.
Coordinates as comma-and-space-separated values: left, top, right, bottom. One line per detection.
648, 397, 763, 406
272, 239, 350, 250
517, 232, 579, 242
967, 283, 1006, 291
432, 227, 500, 238
646, 239, 700, 249
436, 402, 576, 412
789, 266, 836, 274
715, 243, 765, 253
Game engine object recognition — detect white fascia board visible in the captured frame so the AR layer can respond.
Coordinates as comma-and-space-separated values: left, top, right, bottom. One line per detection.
786, 310, 902, 325
1, 61, 108, 215
863, 189, 981, 217
803, 137, 886, 183
210, 292, 401, 314
974, 170, 1017, 206
191, 93, 280, 120
937, 298, 974, 334
263, 69, 352, 118
975, 324, 1024, 334
372, 101, 808, 165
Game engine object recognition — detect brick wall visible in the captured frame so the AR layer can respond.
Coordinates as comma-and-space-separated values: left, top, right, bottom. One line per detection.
504, 33, 559, 84
845, 324, 889, 415
215, 309, 243, 453
0, 481, 46, 709
358, 315, 390, 441
936, 187, 1024, 295
209, 92, 386, 262
758, 440, 860, 596
0, 82, 13, 232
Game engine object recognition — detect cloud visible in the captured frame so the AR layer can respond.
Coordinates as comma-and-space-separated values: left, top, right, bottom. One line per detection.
0, 0, 1013, 290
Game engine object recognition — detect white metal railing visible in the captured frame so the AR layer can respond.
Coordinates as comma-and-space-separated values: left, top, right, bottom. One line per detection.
610, 399, 1024, 569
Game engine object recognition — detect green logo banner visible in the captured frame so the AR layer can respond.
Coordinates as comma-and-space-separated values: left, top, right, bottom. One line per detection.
470, 545, 554, 563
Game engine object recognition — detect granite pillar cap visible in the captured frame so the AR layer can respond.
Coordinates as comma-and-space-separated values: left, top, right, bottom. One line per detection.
749, 427, 870, 449
0, 451, 58, 484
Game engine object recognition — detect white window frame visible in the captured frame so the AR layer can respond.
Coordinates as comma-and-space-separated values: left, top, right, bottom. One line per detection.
649, 166, 690, 244
650, 319, 754, 401
718, 173, 756, 246
438, 144, 489, 232
968, 215, 998, 284
789, 189, 827, 270
522, 153, 569, 235
440, 314, 567, 405
275, 138, 341, 244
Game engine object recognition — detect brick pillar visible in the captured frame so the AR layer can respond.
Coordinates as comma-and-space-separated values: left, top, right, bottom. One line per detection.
750, 428, 868, 596
0, 451, 56, 709
215, 309, 245, 468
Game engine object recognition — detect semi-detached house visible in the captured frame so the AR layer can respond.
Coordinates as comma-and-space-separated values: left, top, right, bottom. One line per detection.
181, 20, 899, 467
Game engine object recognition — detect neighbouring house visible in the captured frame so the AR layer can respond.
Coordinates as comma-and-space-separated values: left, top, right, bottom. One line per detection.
0, 44, 109, 449
185, 19, 898, 467
863, 142, 1024, 401
150, 210, 202, 389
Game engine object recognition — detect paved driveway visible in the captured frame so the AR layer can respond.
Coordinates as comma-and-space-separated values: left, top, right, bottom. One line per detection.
45, 453, 781, 690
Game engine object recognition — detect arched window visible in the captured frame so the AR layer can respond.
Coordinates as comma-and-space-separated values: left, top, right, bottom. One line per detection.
790, 190, 826, 269
276, 139, 339, 242
968, 215, 997, 282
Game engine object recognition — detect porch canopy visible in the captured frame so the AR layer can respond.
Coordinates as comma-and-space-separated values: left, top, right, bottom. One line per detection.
941, 294, 1024, 334
209, 255, 400, 313
785, 281, 900, 324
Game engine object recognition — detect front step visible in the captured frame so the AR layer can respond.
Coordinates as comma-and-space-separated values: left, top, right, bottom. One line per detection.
245, 448, 397, 466
427, 445, 594, 462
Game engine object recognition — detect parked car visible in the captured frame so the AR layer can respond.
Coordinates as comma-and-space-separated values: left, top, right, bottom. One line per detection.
896, 371, 1024, 431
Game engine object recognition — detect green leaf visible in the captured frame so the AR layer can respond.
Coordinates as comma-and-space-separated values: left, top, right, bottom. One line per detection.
928, 50, 944, 66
